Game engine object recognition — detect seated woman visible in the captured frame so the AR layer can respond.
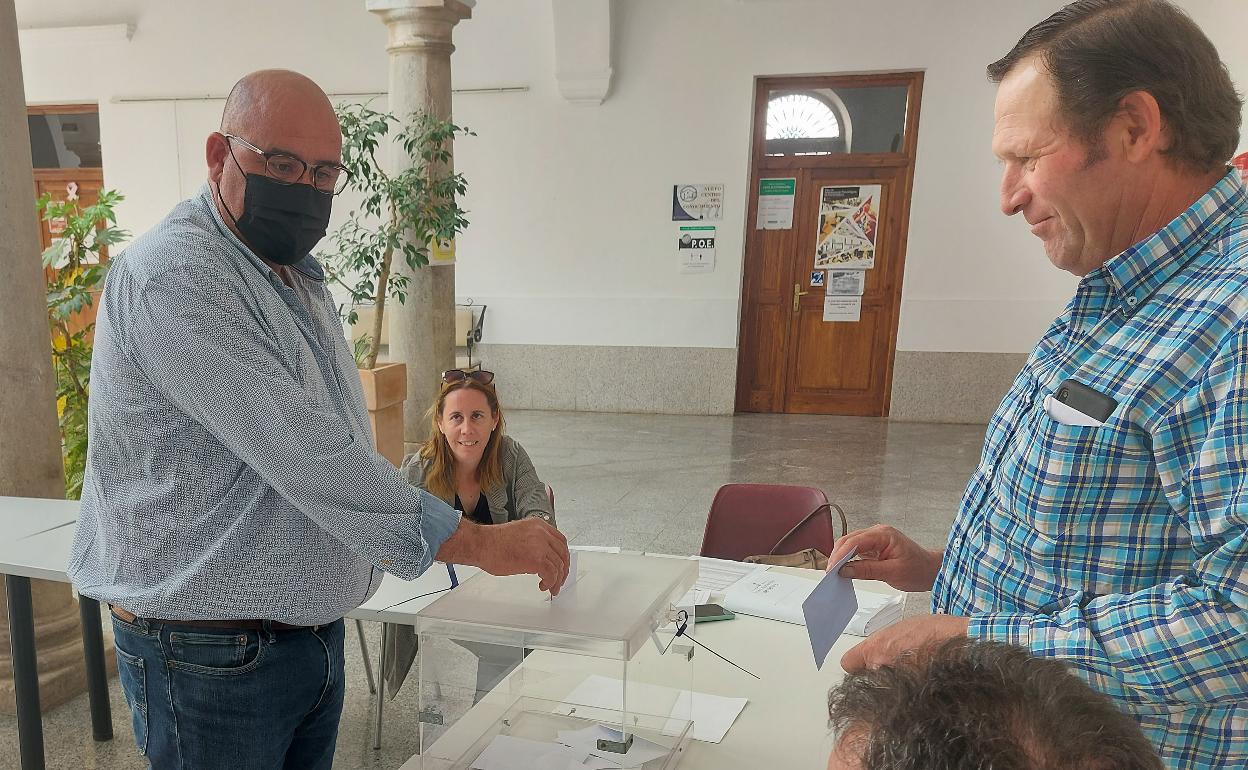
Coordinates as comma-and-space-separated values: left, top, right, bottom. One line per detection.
404, 368, 554, 527
383, 369, 556, 699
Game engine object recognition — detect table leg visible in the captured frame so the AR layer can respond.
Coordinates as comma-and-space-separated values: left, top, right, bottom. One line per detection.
373, 622, 388, 750
6, 575, 45, 770
77, 596, 113, 741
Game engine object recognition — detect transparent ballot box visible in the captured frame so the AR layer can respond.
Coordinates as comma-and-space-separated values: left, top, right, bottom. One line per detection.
415, 552, 698, 770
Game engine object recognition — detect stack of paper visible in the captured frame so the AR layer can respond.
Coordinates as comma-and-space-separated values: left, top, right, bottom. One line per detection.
675, 557, 767, 607
845, 590, 905, 637
720, 570, 816, 625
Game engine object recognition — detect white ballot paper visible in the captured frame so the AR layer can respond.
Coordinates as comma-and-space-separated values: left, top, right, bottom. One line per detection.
801, 549, 858, 669
470, 735, 589, 770
554, 675, 748, 744
551, 551, 580, 603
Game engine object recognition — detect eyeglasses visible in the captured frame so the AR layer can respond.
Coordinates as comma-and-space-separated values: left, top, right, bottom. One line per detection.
223, 133, 351, 195
441, 369, 495, 386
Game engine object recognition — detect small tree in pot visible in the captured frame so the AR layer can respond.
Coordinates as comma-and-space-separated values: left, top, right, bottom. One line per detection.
322, 104, 471, 463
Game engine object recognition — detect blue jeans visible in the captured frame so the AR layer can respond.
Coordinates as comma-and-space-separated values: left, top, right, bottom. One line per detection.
111, 613, 345, 770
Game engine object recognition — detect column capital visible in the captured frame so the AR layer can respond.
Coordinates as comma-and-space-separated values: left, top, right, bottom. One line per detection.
367, 0, 473, 56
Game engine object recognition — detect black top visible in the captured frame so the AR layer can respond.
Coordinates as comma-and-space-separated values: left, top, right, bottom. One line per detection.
454, 493, 492, 526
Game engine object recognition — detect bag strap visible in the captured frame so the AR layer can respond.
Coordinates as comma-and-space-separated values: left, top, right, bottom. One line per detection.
768, 502, 848, 556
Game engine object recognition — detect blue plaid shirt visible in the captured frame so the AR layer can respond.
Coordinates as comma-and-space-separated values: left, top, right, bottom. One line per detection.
933, 170, 1248, 769
69, 185, 460, 626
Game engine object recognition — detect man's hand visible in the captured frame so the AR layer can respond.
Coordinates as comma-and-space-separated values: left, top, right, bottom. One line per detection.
827, 524, 943, 592
436, 518, 571, 595
840, 615, 970, 672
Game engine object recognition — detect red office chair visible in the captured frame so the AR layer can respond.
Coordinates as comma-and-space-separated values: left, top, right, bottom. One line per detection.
699, 483, 844, 562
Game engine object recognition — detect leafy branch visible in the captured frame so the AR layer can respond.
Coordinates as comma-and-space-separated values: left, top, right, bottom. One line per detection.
38, 188, 129, 499
321, 104, 472, 369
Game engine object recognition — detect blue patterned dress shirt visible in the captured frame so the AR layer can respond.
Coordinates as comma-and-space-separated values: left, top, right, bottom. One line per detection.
933, 170, 1248, 769
68, 185, 460, 626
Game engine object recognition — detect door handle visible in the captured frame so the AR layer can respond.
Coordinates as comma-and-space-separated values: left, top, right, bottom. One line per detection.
793, 283, 810, 312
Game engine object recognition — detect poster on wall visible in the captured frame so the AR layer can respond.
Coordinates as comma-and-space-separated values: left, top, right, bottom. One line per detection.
672, 183, 724, 221
678, 225, 717, 274
823, 296, 862, 323
810, 271, 825, 287
826, 270, 864, 296
813, 185, 880, 270
756, 178, 796, 229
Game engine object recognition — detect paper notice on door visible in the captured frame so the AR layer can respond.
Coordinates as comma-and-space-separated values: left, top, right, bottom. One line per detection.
823, 296, 861, 322
756, 178, 796, 229
826, 270, 865, 296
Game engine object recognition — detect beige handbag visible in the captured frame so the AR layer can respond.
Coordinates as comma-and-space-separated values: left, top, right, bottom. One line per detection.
743, 502, 848, 570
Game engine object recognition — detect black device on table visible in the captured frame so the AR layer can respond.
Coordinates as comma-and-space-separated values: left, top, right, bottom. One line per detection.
694, 603, 735, 622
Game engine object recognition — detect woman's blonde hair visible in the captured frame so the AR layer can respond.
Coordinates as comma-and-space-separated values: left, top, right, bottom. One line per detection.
418, 378, 506, 501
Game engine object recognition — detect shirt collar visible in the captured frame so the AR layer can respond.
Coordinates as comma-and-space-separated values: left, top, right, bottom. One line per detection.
198, 183, 326, 283
1094, 169, 1246, 311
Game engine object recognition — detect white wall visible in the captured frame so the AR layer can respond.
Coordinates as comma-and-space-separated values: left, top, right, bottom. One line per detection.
17, 0, 1248, 355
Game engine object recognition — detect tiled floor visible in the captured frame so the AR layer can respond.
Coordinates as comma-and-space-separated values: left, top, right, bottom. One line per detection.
1, 410, 985, 769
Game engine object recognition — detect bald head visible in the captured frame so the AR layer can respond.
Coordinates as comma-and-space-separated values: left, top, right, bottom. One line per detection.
220, 69, 340, 151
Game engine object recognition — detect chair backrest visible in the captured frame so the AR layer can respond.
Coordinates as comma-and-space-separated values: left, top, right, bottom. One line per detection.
454, 306, 474, 346
699, 483, 834, 562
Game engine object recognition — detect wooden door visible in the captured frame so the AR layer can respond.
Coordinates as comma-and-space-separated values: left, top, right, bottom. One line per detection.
736, 72, 922, 416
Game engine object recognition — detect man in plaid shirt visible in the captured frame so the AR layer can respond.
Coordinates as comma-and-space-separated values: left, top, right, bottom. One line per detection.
827, 2, 1245, 767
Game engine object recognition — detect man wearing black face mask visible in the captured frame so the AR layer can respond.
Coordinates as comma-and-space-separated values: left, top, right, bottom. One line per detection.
68, 69, 570, 769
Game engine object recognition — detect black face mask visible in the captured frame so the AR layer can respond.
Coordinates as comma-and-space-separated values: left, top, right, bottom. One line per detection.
219, 149, 333, 266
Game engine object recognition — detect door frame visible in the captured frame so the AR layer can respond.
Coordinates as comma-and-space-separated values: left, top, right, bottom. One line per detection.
734, 70, 924, 415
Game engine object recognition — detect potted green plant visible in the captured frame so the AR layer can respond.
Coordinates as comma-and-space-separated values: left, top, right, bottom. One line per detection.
322, 105, 471, 465
38, 188, 129, 499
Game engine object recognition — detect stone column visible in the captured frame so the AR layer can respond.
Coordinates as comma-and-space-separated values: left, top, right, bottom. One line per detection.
368, 0, 473, 447
0, 0, 112, 714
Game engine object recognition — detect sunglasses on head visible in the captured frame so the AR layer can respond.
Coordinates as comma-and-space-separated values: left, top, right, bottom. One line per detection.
441, 369, 495, 386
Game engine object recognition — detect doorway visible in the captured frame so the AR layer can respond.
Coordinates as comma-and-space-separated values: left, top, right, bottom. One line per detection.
28, 103, 107, 336
735, 72, 923, 416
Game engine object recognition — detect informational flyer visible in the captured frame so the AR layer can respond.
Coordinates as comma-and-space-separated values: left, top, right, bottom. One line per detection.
678, 225, 716, 274
430, 236, 455, 265
813, 185, 880, 270
672, 183, 724, 221
756, 178, 796, 229
826, 270, 864, 296
810, 270, 825, 287
823, 296, 862, 322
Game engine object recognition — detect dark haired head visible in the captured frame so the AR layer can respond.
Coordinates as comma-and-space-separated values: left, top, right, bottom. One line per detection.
987, 0, 1240, 173
827, 638, 1162, 770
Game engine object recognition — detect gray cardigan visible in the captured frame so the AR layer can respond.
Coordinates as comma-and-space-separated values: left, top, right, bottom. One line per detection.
384, 434, 555, 695
398, 434, 555, 526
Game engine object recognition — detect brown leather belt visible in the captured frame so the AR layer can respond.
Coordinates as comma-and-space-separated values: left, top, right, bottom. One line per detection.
109, 605, 324, 632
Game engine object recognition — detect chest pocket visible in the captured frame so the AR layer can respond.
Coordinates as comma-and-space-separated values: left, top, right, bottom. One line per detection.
1000, 403, 1157, 542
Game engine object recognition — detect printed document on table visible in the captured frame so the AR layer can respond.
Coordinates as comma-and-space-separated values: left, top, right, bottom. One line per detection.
691, 556, 768, 595
720, 570, 819, 625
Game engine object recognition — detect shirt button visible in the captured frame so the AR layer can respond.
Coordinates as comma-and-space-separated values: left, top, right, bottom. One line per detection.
983, 463, 995, 476
1126, 295, 1138, 307
951, 536, 963, 550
